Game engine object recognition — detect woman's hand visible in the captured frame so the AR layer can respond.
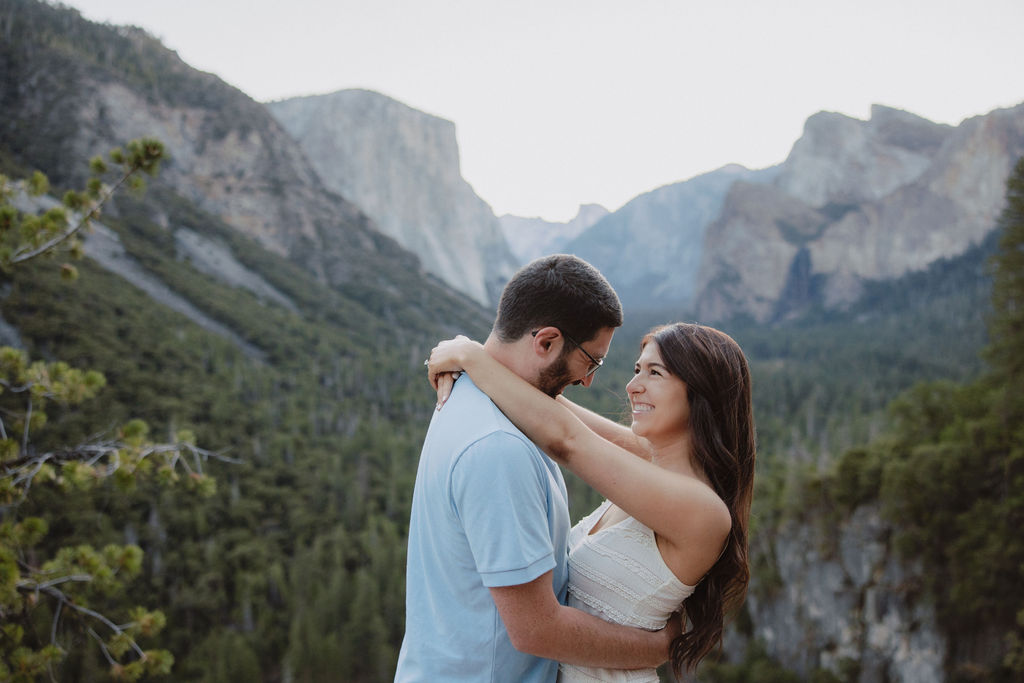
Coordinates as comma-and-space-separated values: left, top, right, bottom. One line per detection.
433, 372, 459, 410
426, 335, 484, 408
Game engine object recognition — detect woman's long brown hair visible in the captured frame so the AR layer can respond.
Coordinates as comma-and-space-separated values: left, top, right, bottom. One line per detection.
643, 323, 756, 677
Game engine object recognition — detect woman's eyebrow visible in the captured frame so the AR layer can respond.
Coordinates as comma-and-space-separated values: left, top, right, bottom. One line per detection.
637, 361, 670, 372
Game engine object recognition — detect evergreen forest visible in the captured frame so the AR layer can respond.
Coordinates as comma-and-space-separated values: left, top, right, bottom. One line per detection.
3, 159, 1019, 681
0, 1, 1022, 680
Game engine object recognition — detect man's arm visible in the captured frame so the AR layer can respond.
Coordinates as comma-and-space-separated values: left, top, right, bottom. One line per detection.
490, 571, 678, 669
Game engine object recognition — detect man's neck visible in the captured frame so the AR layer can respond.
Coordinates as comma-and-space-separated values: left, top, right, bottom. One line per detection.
483, 333, 537, 387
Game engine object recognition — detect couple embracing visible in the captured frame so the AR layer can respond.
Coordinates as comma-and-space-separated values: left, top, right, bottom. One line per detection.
396, 255, 756, 682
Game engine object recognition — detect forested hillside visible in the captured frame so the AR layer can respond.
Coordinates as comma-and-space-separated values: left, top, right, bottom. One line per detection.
4, 163, 1005, 680
0, 169, 494, 680
0, 180, 494, 681
560, 210, 1003, 680
1, 1, 1019, 681
0, 3, 490, 679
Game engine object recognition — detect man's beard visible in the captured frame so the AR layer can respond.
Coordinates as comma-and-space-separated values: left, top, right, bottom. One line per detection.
536, 353, 574, 398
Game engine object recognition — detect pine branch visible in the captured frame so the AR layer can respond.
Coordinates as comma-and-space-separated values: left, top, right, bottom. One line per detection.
8, 173, 121, 265
20, 579, 149, 662
5, 137, 164, 268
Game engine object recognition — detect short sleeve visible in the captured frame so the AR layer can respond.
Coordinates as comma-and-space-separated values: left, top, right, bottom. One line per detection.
450, 431, 556, 588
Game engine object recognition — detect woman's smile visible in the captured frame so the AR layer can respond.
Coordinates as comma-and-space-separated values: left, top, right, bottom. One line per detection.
626, 342, 690, 441
631, 401, 654, 414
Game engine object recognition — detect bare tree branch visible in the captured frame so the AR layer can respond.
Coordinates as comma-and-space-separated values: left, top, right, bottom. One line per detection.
26, 580, 150, 663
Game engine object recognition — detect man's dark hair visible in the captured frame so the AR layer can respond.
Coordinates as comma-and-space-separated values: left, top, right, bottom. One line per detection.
493, 254, 622, 344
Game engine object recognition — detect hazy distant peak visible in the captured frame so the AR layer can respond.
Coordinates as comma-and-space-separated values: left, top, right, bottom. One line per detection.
802, 109, 861, 129
715, 162, 751, 174
570, 203, 610, 225
498, 204, 609, 263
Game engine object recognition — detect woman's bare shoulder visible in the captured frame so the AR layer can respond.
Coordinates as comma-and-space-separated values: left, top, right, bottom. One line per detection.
665, 478, 732, 551
656, 482, 732, 583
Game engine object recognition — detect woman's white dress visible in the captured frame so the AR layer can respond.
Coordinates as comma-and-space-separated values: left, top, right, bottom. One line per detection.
558, 500, 696, 683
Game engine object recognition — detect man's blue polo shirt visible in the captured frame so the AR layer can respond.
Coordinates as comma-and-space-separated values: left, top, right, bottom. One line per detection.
396, 375, 571, 682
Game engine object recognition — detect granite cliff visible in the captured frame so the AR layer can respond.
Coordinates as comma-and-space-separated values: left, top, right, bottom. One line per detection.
695, 104, 1024, 322
739, 505, 946, 682
268, 90, 518, 306
558, 103, 1023, 322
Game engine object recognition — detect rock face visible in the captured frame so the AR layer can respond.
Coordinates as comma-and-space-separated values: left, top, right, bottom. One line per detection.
563, 165, 775, 311
174, 227, 297, 313
555, 102, 1023, 322
741, 505, 946, 682
12, 189, 282, 360
773, 106, 948, 208
498, 204, 609, 264
0, 16, 449, 308
84, 80, 328, 265
695, 103, 1024, 322
268, 90, 518, 306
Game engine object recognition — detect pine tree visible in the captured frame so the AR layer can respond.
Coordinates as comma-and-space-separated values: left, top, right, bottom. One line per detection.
987, 156, 1024, 677
0, 140, 232, 681
986, 156, 1024, 404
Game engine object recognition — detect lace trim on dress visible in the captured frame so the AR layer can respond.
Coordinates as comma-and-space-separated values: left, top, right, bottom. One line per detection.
589, 525, 669, 587
567, 558, 664, 630
618, 524, 657, 549
558, 662, 659, 683
566, 582, 635, 627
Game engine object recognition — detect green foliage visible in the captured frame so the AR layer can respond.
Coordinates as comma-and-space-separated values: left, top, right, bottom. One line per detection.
0, 346, 210, 681
1005, 609, 1024, 676
806, 158, 1024, 678
190, 631, 259, 683
0, 156, 485, 680
986, 157, 1024, 377
828, 446, 883, 510
0, 138, 165, 277
0, 3, 1014, 680
0, 144, 236, 680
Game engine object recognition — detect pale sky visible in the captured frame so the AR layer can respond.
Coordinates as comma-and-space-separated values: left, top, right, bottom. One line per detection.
64, 0, 1024, 222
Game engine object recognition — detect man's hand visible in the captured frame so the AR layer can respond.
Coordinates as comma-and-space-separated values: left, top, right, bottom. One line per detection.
660, 612, 682, 654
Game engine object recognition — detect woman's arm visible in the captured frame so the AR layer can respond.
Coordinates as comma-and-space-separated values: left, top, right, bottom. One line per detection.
554, 395, 651, 460
428, 337, 579, 455
431, 341, 649, 458
427, 337, 730, 568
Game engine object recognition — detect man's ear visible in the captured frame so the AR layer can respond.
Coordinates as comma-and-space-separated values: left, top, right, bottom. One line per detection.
530, 327, 563, 357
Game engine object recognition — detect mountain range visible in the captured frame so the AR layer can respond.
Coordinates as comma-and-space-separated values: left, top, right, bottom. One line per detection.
696, 104, 1024, 321
1, 1, 1021, 680
266, 87, 1022, 321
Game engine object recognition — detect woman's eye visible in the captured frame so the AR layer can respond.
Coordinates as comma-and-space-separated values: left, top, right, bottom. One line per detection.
650, 369, 661, 376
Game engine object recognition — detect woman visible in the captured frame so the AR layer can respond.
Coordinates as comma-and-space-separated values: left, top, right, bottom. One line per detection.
427, 323, 756, 681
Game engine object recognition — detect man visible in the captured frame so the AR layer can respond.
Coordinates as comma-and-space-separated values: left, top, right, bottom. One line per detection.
396, 255, 674, 681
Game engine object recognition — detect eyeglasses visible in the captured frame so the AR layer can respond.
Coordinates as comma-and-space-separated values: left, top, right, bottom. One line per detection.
533, 329, 604, 378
